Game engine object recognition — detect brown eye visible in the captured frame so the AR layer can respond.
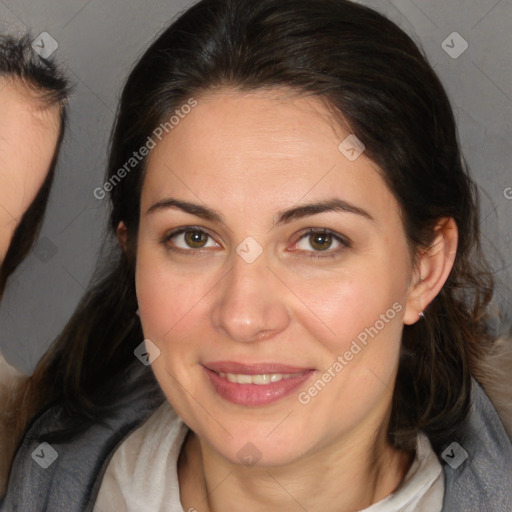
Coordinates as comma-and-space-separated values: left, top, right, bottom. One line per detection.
163, 227, 218, 251
309, 232, 333, 251
293, 228, 350, 259
184, 230, 209, 248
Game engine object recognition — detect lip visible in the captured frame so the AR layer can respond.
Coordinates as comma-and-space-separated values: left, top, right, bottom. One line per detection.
202, 361, 315, 406
203, 361, 313, 375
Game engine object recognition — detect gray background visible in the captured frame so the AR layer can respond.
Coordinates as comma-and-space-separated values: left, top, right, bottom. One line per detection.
0, 0, 511, 375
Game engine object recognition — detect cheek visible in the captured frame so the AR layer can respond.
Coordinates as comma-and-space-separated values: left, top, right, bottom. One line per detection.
292, 269, 406, 426
134, 245, 215, 422
135, 244, 211, 344
289, 259, 408, 358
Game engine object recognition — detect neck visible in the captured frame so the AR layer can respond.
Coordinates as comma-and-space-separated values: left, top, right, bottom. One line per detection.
178, 423, 414, 512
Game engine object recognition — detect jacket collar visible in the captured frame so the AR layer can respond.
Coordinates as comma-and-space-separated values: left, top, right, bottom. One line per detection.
440, 376, 512, 512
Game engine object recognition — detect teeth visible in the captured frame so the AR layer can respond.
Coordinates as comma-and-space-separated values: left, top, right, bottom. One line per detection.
218, 372, 297, 385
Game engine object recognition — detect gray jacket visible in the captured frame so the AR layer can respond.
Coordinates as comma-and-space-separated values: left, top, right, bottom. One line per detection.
1, 363, 511, 512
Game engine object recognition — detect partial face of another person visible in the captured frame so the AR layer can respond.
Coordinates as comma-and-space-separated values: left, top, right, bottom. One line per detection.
0, 78, 61, 264
135, 88, 423, 467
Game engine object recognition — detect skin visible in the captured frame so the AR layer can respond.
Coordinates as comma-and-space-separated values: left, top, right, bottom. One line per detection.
122, 88, 458, 512
0, 77, 61, 265
0, 77, 60, 495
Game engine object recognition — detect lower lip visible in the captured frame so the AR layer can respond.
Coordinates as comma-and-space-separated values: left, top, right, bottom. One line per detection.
203, 367, 314, 406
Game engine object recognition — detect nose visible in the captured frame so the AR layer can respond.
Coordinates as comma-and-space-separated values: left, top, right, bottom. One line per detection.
210, 250, 290, 343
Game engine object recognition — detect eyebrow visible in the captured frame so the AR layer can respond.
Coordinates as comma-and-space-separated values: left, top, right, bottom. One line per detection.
145, 197, 374, 226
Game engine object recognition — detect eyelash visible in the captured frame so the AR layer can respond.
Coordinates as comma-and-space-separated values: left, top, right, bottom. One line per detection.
160, 226, 351, 259
290, 228, 350, 259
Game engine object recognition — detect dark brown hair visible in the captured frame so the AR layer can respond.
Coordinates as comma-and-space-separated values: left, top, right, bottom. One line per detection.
0, 33, 71, 297
14, 0, 494, 468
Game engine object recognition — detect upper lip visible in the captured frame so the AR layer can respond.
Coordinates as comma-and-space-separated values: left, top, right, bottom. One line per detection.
203, 361, 314, 375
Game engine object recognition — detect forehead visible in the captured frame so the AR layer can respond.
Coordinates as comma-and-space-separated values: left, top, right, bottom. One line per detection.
141, 88, 395, 219
0, 76, 61, 130
148, 88, 347, 168
0, 77, 61, 187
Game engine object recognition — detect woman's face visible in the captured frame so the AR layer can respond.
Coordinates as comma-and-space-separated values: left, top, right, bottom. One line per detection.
136, 88, 419, 466
0, 78, 61, 264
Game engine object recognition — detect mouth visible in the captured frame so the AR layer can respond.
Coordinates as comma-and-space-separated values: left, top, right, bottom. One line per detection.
202, 361, 315, 406
216, 371, 301, 385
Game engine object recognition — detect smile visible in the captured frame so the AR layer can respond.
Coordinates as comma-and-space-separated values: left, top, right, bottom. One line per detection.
202, 362, 315, 406
217, 372, 299, 385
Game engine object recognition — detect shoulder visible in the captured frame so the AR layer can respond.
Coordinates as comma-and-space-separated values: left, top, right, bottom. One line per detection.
0, 351, 28, 500
440, 343, 512, 512
474, 334, 512, 439
1, 361, 166, 510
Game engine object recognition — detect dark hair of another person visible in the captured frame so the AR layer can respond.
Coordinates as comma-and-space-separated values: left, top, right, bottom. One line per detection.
14, 0, 494, 464
0, 33, 71, 297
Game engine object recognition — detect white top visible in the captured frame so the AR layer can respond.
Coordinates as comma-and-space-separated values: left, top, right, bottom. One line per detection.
95, 400, 445, 512
0, 351, 28, 498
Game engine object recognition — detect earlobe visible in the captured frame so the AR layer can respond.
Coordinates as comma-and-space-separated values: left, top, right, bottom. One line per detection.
116, 221, 128, 253
403, 218, 458, 325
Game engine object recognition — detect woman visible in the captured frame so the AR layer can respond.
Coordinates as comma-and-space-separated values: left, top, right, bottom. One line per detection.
0, 33, 70, 497
2, 1, 512, 511
0, 33, 69, 297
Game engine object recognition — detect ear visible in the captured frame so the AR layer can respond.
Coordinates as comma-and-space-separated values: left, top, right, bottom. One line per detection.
116, 221, 128, 253
403, 217, 458, 325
